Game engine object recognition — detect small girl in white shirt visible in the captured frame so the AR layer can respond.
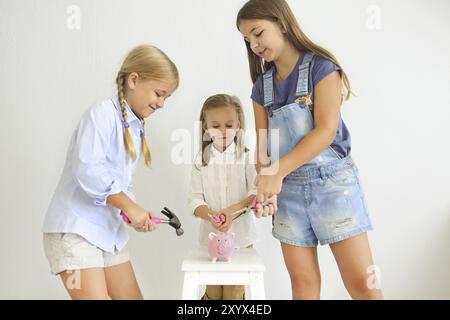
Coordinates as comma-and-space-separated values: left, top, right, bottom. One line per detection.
189, 94, 257, 300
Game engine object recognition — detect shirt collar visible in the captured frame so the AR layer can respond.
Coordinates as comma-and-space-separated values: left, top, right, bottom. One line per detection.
112, 95, 141, 125
210, 141, 236, 157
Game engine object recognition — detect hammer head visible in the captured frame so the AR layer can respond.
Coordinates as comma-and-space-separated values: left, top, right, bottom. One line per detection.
161, 207, 184, 236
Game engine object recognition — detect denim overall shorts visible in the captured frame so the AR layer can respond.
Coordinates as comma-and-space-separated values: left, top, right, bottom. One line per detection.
264, 52, 373, 247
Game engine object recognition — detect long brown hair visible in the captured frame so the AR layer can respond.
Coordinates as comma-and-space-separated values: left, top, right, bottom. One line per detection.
116, 45, 179, 167
237, 0, 352, 100
198, 94, 249, 167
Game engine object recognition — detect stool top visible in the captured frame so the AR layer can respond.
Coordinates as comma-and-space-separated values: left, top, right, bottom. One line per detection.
182, 247, 266, 272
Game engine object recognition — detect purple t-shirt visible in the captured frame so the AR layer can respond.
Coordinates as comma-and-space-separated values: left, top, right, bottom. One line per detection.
251, 52, 351, 158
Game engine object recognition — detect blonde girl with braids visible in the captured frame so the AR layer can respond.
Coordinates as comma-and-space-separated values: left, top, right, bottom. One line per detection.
237, 0, 383, 299
43, 45, 178, 299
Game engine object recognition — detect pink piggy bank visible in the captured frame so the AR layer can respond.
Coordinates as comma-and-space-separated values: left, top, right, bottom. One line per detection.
208, 232, 235, 263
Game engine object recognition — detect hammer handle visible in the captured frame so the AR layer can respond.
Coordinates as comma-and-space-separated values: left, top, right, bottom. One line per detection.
121, 212, 162, 225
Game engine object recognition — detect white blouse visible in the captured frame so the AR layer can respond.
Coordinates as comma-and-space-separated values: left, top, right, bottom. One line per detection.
188, 142, 258, 248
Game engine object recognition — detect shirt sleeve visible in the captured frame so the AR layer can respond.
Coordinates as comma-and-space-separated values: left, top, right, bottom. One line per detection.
126, 183, 137, 203
250, 76, 265, 106
245, 152, 257, 197
71, 104, 122, 206
188, 164, 208, 216
311, 56, 341, 88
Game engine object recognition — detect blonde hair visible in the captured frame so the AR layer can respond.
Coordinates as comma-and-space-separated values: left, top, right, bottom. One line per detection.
237, 0, 352, 100
198, 94, 249, 167
116, 44, 179, 166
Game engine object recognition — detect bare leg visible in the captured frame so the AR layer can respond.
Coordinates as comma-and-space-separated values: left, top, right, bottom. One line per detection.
59, 268, 109, 300
330, 233, 384, 300
104, 261, 143, 300
281, 242, 321, 300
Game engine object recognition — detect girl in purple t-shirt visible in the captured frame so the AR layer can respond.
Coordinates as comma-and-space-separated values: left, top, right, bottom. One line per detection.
237, 0, 383, 300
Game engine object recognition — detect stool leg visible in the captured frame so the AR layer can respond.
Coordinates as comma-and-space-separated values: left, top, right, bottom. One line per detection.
182, 271, 200, 300
244, 285, 250, 300
248, 272, 265, 300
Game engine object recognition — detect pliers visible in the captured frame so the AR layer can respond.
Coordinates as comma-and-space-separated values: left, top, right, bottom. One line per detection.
208, 198, 257, 224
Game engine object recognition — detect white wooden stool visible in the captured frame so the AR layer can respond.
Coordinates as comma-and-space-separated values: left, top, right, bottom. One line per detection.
181, 247, 266, 300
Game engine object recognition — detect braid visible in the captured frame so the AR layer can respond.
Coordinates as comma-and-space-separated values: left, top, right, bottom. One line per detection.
116, 73, 137, 161
114, 44, 178, 167
140, 119, 152, 167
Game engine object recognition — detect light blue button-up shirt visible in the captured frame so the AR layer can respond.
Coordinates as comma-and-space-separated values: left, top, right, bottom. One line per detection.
43, 96, 143, 253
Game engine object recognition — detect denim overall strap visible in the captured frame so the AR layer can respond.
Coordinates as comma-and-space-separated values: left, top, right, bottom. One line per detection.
263, 67, 275, 108
295, 52, 315, 97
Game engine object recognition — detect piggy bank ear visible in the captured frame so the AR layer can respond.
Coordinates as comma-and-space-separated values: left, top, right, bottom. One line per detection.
209, 232, 216, 240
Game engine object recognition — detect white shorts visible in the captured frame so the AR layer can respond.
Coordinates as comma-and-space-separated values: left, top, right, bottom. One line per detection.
43, 233, 130, 275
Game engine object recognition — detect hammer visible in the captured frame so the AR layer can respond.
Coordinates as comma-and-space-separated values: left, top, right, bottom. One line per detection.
121, 207, 184, 236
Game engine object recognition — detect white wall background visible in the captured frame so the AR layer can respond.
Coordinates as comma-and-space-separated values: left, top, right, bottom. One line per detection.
0, 0, 449, 299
